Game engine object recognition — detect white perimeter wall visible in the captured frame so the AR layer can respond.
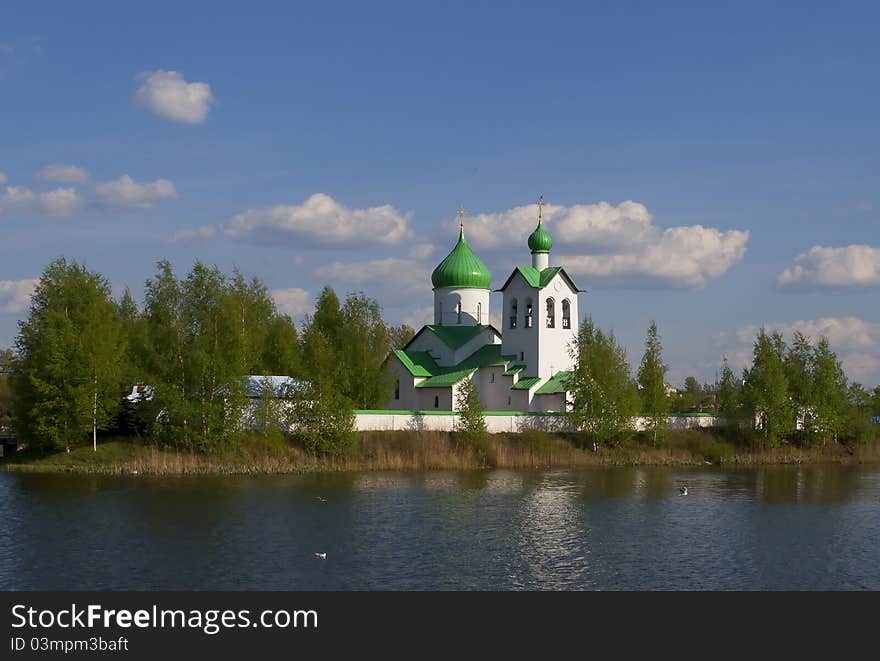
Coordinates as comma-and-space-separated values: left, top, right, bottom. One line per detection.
354, 412, 722, 433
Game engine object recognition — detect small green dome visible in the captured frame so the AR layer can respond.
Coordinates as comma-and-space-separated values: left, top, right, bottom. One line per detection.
528, 221, 553, 253
431, 228, 492, 289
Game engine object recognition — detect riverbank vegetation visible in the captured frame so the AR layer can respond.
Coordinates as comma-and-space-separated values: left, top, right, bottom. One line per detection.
1, 257, 879, 475
4, 428, 880, 476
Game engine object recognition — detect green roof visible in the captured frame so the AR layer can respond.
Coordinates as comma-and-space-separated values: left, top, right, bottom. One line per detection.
527, 221, 553, 253
511, 376, 542, 390
414, 324, 489, 351
431, 228, 492, 289
495, 266, 584, 293
535, 370, 573, 394
393, 343, 517, 389
503, 365, 525, 376
392, 350, 437, 377
416, 368, 477, 388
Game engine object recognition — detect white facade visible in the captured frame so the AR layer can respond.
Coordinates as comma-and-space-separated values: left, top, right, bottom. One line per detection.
433, 287, 490, 327
500, 270, 579, 381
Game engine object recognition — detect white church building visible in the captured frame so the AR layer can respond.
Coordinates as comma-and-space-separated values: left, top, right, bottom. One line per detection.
386, 200, 583, 413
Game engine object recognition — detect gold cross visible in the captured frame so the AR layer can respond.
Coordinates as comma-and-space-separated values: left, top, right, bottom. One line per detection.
537, 194, 544, 223
457, 204, 466, 230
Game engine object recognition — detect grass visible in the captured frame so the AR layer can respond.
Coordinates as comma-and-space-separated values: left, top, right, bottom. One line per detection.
2, 428, 879, 476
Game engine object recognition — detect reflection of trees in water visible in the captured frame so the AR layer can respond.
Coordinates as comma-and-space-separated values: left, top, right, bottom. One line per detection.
754, 465, 864, 504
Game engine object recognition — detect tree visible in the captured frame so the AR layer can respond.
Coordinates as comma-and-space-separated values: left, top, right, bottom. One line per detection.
388, 324, 416, 350
567, 317, 639, 448
288, 327, 355, 455
262, 314, 301, 377
455, 377, 488, 456
715, 358, 741, 423
785, 331, 814, 437
811, 337, 848, 444
13, 259, 126, 452
340, 292, 391, 409
637, 321, 669, 445
742, 329, 791, 447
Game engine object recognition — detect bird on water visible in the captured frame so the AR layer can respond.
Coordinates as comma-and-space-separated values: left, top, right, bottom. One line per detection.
314, 552, 327, 559
678, 486, 688, 496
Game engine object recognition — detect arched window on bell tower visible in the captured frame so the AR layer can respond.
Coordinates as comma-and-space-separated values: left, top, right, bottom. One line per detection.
562, 299, 571, 329
525, 297, 533, 328
456, 300, 462, 324
477, 302, 482, 324
546, 297, 555, 328
509, 298, 518, 329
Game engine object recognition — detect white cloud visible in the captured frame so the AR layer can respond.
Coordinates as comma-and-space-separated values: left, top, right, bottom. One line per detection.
37, 163, 89, 184
271, 288, 311, 318
314, 257, 430, 295
462, 199, 749, 288
402, 305, 433, 329
408, 243, 435, 259
134, 70, 214, 124
0, 185, 79, 217
0, 278, 38, 313
94, 175, 178, 210
0, 172, 6, 185
222, 193, 413, 247
778, 244, 880, 290
718, 316, 880, 386
171, 225, 216, 242
558, 225, 750, 288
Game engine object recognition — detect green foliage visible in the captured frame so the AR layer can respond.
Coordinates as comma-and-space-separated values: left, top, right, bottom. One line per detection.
810, 337, 848, 442
388, 323, 416, 350
340, 292, 392, 409
742, 329, 792, 447
567, 316, 639, 447
637, 321, 669, 444
13, 258, 126, 451
454, 378, 488, 456
288, 380, 356, 455
716, 358, 741, 420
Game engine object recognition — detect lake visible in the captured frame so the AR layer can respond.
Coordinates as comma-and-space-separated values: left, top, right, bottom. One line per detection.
1, 465, 879, 590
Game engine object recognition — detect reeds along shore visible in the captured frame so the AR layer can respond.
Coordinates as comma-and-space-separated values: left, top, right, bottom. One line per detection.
3, 429, 880, 476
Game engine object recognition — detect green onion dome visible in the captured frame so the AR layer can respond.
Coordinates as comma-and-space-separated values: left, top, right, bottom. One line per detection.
527, 220, 553, 253
431, 228, 492, 289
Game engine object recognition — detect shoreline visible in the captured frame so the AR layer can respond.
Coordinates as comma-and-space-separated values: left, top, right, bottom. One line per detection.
2, 430, 879, 476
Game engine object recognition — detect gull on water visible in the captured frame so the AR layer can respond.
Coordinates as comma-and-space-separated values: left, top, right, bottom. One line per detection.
678, 486, 688, 496
314, 552, 327, 560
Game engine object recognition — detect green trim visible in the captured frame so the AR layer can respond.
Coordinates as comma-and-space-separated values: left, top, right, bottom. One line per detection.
511, 376, 542, 390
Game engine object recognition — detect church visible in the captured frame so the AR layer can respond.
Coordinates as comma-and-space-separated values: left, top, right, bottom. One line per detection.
386, 199, 583, 413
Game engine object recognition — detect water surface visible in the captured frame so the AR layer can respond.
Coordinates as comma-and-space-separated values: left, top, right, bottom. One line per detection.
1, 465, 878, 590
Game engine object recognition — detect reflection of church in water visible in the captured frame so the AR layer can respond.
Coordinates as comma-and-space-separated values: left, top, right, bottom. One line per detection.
387, 198, 583, 412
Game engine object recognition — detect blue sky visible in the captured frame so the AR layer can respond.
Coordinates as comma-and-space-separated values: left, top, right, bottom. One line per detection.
2, 0, 879, 386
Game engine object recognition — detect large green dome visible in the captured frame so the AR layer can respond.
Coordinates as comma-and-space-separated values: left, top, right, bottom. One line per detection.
527, 221, 553, 253
431, 228, 492, 289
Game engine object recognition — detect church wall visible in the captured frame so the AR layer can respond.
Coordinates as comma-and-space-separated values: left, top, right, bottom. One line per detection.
500, 274, 539, 375
535, 272, 579, 380
473, 366, 510, 410
416, 387, 454, 411
433, 288, 490, 327
384, 359, 421, 409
